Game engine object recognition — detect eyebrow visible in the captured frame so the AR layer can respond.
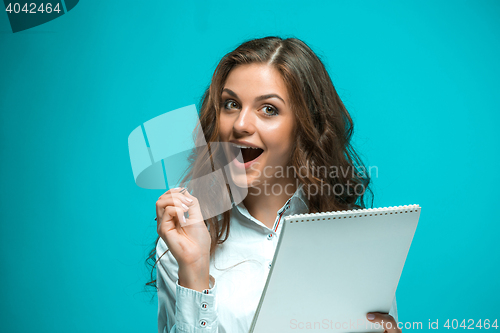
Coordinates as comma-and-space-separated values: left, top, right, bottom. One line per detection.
222, 88, 286, 105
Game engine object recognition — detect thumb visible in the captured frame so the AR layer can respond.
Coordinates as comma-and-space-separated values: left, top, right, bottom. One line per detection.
366, 312, 400, 333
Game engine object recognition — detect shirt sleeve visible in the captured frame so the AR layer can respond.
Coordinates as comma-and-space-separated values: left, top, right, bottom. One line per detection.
388, 295, 398, 323
157, 238, 219, 333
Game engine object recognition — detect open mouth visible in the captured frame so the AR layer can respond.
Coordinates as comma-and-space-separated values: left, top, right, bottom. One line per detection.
230, 144, 264, 164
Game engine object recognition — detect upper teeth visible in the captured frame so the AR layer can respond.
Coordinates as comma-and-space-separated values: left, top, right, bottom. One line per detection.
232, 143, 260, 149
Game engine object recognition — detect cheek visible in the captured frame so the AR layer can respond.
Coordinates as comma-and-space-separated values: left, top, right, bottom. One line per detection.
275, 119, 295, 149
264, 124, 295, 162
218, 116, 231, 140
280, 126, 296, 163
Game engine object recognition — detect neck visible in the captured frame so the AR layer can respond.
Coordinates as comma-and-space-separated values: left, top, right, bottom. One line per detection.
243, 177, 297, 229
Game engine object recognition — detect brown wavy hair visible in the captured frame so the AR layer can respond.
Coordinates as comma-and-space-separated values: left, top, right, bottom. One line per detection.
146, 36, 373, 290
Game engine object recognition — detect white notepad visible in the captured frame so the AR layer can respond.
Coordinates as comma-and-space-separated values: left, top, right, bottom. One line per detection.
249, 204, 421, 333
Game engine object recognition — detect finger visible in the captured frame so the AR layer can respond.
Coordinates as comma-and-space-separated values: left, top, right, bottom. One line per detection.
157, 195, 190, 211
158, 188, 192, 207
157, 187, 185, 201
158, 206, 186, 235
156, 195, 190, 218
366, 312, 400, 333
160, 198, 189, 221
180, 190, 204, 222
174, 187, 192, 201
161, 188, 203, 225
171, 191, 194, 206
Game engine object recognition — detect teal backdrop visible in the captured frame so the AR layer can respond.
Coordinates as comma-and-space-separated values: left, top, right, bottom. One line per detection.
1, 0, 499, 332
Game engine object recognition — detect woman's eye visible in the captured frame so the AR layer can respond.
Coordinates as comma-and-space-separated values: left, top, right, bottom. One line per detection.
224, 100, 239, 110
261, 105, 279, 117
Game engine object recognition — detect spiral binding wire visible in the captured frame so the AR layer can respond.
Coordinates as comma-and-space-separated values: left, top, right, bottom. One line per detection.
284, 204, 421, 223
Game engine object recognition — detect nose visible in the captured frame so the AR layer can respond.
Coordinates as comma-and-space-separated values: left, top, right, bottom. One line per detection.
232, 106, 256, 137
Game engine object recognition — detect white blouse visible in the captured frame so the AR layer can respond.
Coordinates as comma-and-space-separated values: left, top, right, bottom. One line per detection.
156, 187, 398, 333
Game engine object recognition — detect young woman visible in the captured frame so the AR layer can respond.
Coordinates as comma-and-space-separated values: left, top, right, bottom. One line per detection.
149, 36, 400, 333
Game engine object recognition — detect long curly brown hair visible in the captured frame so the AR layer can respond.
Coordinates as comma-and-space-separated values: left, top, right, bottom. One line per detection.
146, 36, 373, 290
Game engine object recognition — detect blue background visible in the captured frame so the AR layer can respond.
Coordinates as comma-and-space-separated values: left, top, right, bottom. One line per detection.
1, 0, 499, 332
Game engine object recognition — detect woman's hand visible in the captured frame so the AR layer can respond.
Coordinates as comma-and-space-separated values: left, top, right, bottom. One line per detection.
366, 312, 401, 333
156, 187, 211, 291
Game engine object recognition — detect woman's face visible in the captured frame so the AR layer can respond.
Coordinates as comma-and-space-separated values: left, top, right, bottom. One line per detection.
219, 63, 296, 189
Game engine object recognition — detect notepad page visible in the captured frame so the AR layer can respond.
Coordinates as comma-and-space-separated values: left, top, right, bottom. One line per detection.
250, 205, 421, 333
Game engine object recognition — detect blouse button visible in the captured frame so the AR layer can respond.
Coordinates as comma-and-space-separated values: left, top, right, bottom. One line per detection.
201, 302, 208, 310
267, 233, 273, 240
199, 319, 208, 327
268, 262, 272, 269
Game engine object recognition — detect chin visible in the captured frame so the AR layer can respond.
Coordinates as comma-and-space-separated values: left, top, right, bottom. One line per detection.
230, 174, 249, 188
226, 167, 262, 191
228, 171, 258, 187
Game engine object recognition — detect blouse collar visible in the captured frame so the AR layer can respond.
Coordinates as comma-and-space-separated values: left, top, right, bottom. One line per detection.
232, 183, 309, 233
